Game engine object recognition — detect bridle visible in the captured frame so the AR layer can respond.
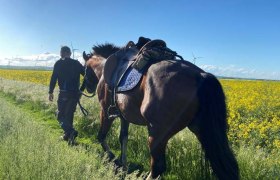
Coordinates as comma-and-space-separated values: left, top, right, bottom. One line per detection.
77, 64, 97, 116
82, 65, 96, 97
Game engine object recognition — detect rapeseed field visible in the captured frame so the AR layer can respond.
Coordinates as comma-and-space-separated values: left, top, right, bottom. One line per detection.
0, 69, 51, 85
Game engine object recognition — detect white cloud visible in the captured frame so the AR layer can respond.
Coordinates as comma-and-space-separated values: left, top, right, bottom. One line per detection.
200, 64, 280, 80
0, 52, 84, 67
0, 53, 279, 80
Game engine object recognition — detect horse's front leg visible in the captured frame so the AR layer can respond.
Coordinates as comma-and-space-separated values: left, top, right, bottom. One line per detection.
97, 110, 115, 160
119, 118, 129, 170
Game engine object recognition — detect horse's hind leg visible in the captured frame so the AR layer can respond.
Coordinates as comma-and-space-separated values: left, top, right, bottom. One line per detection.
97, 110, 115, 160
147, 134, 168, 179
118, 118, 129, 170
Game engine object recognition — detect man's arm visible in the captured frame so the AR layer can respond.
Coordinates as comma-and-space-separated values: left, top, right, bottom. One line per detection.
79, 62, 86, 92
49, 71, 58, 94
80, 62, 85, 76
49, 63, 58, 101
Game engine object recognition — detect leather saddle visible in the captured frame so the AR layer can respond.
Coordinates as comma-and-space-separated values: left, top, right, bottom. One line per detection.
104, 43, 140, 119
104, 45, 139, 89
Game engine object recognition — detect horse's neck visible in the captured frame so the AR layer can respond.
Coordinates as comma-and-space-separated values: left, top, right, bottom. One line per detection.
93, 59, 106, 80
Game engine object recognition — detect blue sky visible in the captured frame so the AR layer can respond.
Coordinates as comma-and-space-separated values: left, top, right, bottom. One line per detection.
0, 0, 279, 80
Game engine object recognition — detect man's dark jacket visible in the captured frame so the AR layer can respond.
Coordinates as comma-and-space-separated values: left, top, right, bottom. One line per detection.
49, 58, 84, 94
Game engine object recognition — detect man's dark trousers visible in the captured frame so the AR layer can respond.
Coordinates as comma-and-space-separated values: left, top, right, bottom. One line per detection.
57, 91, 79, 137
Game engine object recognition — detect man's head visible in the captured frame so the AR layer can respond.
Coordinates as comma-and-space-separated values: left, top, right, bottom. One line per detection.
60, 46, 72, 58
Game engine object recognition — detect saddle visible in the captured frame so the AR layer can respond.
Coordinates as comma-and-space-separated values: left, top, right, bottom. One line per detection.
132, 39, 183, 71
104, 39, 183, 92
103, 42, 139, 119
104, 43, 139, 90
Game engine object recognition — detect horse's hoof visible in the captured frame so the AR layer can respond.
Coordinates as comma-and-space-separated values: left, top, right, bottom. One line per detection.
146, 172, 161, 180
122, 165, 128, 172
113, 159, 121, 166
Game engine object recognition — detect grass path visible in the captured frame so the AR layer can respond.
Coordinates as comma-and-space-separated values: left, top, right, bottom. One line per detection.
0, 94, 140, 180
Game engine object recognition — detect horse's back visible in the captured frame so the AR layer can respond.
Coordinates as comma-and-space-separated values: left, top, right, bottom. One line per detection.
149, 60, 204, 78
146, 60, 204, 94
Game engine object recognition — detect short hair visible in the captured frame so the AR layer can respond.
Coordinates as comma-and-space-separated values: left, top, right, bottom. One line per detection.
61, 46, 71, 54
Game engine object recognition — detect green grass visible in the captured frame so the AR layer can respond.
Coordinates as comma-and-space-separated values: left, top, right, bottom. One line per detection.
0, 94, 145, 179
0, 77, 280, 179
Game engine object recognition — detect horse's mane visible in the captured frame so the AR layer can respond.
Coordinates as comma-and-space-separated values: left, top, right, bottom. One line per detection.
92, 43, 121, 59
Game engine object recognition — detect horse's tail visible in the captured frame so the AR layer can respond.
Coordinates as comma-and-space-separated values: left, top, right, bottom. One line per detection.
197, 73, 239, 180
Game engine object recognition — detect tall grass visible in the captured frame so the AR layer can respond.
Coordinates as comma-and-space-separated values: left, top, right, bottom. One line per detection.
0, 77, 280, 179
0, 95, 143, 179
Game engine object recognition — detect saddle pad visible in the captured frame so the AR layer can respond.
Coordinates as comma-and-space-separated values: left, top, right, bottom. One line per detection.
117, 67, 143, 92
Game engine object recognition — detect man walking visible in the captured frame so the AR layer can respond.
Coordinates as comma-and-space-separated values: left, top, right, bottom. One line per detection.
49, 46, 84, 145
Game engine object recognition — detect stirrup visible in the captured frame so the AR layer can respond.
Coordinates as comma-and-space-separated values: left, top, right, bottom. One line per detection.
108, 105, 120, 119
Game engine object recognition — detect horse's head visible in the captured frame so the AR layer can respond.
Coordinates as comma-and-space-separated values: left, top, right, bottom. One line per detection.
83, 43, 121, 93
83, 52, 99, 93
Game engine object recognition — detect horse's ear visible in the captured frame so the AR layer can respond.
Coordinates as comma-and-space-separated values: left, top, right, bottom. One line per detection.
83, 51, 90, 61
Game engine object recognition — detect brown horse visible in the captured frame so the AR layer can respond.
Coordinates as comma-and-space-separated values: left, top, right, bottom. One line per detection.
83, 43, 239, 179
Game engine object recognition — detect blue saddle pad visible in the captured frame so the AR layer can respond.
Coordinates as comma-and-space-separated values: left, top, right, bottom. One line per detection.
117, 67, 143, 92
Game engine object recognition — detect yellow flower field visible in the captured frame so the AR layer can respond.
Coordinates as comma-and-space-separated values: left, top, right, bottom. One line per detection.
221, 80, 280, 151
0, 69, 280, 151
0, 69, 51, 85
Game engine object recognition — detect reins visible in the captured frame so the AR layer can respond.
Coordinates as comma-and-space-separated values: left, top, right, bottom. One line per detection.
77, 62, 97, 116
77, 92, 95, 116
78, 100, 89, 116
81, 92, 95, 98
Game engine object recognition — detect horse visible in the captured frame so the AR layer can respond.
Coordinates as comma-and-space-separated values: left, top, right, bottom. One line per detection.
82, 42, 239, 180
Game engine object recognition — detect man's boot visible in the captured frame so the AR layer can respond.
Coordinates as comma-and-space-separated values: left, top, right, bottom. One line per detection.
68, 130, 78, 146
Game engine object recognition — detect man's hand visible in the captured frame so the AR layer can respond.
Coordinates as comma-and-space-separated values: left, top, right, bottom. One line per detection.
49, 93, 54, 101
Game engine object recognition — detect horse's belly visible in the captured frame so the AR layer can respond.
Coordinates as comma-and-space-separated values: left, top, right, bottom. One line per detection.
116, 93, 147, 126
